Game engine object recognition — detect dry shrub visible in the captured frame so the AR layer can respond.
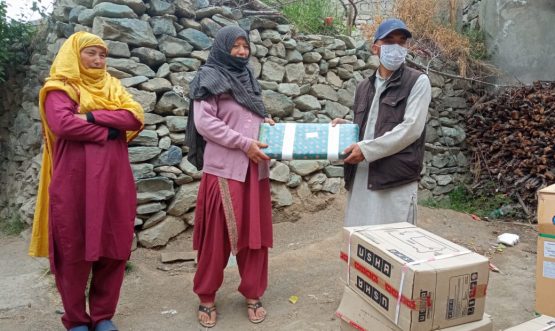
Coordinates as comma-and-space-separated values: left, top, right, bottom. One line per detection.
361, 0, 471, 75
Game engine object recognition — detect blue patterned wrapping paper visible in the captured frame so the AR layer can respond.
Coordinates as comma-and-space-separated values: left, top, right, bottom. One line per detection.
258, 123, 360, 160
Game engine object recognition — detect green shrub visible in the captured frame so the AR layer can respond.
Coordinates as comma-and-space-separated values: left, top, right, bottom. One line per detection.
0, 2, 38, 82
420, 184, 513, 218
125, 261, 134, 274
0, 214, 26, 235
463, 27, 488, 60
263, 0, 345, 35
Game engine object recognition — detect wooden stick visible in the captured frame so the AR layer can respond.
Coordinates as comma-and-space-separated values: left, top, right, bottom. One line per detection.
406, 57, 520, 88
515, 192, 531, 217
242, 10, 282, 16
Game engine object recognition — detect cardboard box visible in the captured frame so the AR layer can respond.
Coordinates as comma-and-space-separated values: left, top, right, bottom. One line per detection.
258, 123, 359, 160
536, 234, 555, 316
340, 223, 489, 331
503, 315, 555, 331
339, 317, 493, 331
337, 287, 493, 331
537, 184, 555, 235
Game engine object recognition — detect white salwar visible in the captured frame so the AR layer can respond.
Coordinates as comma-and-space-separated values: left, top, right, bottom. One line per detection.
344, 72, 431, 227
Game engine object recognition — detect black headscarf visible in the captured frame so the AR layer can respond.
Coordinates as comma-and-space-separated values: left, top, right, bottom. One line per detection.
185, 26, 267, 169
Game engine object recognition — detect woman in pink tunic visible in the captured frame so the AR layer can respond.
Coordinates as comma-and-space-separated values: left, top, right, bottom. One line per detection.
186, 26, 274, 328
29, 32, 144, 331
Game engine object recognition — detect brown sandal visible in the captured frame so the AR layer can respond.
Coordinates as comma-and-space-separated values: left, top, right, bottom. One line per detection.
247, 301, 266, 324
198, 304, 217, 328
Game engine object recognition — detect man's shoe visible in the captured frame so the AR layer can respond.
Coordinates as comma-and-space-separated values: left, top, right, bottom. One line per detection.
69, 326, 89, 331
95, 320, 118, 331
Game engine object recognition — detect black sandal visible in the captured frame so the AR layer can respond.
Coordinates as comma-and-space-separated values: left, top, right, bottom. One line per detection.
247, 301, 266, 324
198, 304, 217, 328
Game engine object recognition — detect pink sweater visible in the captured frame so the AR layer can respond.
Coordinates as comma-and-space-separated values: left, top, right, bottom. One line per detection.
194, 94, 269, 182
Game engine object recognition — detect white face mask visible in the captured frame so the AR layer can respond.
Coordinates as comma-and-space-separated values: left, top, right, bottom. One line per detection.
378, 44, 407, 71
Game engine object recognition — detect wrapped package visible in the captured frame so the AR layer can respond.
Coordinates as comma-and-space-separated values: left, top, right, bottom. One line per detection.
258, 123, 359, 160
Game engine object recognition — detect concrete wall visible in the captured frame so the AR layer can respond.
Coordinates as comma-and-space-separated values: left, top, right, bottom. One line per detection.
480, 0, 555, 84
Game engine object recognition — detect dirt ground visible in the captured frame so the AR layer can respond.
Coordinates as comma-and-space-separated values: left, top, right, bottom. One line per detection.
0, 195, 539, 331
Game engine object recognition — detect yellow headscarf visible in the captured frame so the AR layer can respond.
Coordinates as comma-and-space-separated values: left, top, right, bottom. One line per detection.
29, 32, 144, 257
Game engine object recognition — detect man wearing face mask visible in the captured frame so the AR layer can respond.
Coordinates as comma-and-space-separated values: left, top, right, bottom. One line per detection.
332, 18, 432, 227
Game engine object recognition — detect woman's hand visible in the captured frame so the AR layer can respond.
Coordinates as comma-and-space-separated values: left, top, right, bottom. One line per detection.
75, 114, 87, 121
247, 140, 270, 163
264, 117, 275, 125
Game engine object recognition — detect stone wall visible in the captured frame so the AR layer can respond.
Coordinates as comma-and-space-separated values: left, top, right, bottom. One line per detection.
0, 24, 49, 226
355, 0, 394, 26
0, 0, 470, 248
463, 0, 481, 30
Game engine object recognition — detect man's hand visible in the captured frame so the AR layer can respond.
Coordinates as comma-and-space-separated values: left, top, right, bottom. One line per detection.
343, 143, 365, 164
247, 140, 270, 163
264, 117, 276, 125
331, 118, 348, 126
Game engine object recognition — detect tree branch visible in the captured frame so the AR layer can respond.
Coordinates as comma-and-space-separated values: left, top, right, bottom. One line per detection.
406, 57, 521, 88
243, 10, 282, 16
247, 0, 275, 11
264, 0, 303, 10
347, 0, 358, 26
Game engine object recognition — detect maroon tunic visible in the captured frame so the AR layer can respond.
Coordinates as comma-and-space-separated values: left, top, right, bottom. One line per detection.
45, 90, 142, 268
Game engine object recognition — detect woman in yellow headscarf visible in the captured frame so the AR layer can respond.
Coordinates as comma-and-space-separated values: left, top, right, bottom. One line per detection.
29, 31, 144, 331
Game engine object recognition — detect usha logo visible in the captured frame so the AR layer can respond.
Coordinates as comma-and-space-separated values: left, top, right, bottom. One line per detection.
468, 272, 478, 315
357, 276, 389, 310
447, 272, 479, 319
357, 244, 392, 277
418, 290, 429, 322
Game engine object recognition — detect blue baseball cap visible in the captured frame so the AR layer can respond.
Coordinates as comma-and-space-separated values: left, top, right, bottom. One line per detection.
374, 18, 412, 43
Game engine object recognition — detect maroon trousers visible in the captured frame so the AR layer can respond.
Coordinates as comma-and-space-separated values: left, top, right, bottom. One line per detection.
54, 257, 126, 329
193, 162, 271, 303
193, 196, 268, 303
